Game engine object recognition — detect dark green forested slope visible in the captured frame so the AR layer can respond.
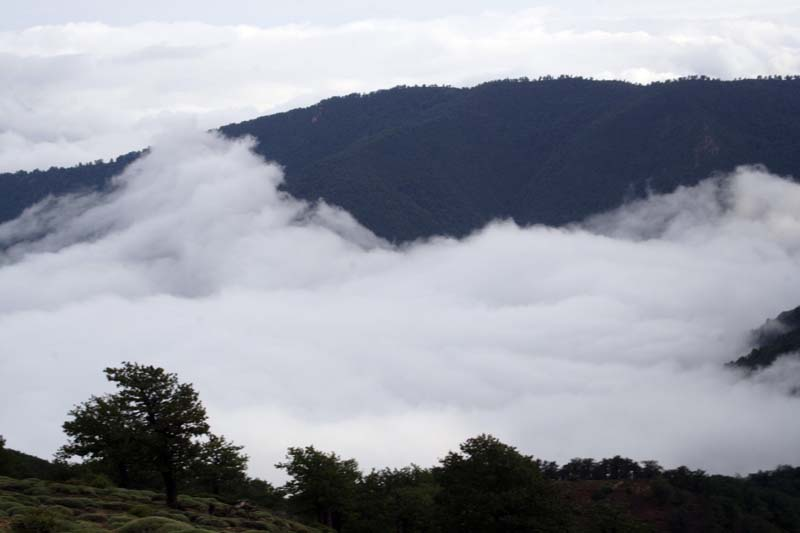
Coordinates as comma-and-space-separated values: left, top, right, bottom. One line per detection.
2, 77, 800, 242
730, 305, 800, 371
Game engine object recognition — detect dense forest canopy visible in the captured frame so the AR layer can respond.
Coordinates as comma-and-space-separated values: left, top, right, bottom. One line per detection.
2, 77, 800, 242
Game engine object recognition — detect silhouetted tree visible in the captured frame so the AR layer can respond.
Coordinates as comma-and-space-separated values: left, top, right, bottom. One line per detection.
434, 434, 565, 533
277, 446, 360, 531
61, 363, 209, 507
59, 394, 143, 488
354, 466, 438, 533
194, 434, 248, 495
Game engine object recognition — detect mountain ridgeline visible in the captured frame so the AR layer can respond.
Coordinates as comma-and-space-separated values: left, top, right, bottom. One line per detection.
2, 76, 800, 242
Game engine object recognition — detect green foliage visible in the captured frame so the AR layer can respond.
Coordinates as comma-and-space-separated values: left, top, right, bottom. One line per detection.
0, 476, 324, 533
129, 504, 155, 517
0, 447, 67, 481
43, 497, 96, 509
60, 363, 210, 507
192, 434, 248, 495
277, 446, 360, 530
351, 466, 438, 533
9, 508, 62, 533
115, 516, 196, 533
433, 434, 568, 532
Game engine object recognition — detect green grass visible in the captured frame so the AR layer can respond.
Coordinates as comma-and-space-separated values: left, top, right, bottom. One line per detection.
0, 477, 327, 533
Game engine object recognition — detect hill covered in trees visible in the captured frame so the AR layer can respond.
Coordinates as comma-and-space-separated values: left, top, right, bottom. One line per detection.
2, 76, 800, 242
729, 305, 800, 374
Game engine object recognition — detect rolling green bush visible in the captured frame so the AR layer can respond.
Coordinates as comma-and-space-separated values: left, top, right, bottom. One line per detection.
42, 497, 95, 509
5, 504, 35, 516
77, 512, 108, 523
97, 500, 131, 511
129, 504, 156, 517
71, 520, 107, 533
9, 508, 61, 533
152, 511, 190, 523
0, 478, 37, 491
48, 483, 97, 496
193, 516, 228, 528
42, 505, 73, 517
239, 519, 272, 530
107, 514, 137, 528
116, 516, 201, 533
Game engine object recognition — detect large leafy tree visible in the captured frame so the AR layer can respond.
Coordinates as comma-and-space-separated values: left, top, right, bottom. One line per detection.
433, 434, 565, 533
61, 363, 209, 507
276, 446, 361, 531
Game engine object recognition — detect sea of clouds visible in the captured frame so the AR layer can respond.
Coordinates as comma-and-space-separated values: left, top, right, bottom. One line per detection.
1, 130, 799, 481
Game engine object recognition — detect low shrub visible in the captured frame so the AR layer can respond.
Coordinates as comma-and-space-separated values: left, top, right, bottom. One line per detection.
48, 483, 96, 496
153, 511, 190, 523
77, 512, 108, 523
0, 478, 37, 491
42, 505, 73, 517
9, 508, 61, 533
98, 500, 131, 511
116, 516, 198, 533
21, 484, 50, 497
239, 519, 271, 531
71, 520, 107, 533
129, 504, 155, 517
193, 516, 228, 528
107, 513, 137, 528
43, 497, 95, 509
5, 504, 35, 516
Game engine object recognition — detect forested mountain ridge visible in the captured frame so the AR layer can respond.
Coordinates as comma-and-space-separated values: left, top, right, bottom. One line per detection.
729, 305, 800, 371
2, 76, 800, 242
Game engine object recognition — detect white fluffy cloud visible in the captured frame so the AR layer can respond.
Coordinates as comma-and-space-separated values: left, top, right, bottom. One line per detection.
0, 7, 799, 172
1, 131, 799, 480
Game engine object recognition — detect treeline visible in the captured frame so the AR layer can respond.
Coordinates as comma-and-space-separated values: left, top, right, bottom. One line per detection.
3, 363, 800, 532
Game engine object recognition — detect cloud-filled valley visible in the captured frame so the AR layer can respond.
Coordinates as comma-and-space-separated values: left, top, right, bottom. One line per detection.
1, 131, 799, 481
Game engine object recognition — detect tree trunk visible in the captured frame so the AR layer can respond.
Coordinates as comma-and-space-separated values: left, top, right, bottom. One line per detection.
163, 470, 178, 508
117, 462, 131, 489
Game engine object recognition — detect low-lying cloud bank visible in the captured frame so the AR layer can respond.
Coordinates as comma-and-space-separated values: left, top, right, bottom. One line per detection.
1, 6, 799, 172
1, 131, 799, 480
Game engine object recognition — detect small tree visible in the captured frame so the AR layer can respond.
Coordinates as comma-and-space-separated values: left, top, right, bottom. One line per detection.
194, 434, 249, 495
276, 446, 360, 530
0, 435, 6, 473
61, 363, 209, 507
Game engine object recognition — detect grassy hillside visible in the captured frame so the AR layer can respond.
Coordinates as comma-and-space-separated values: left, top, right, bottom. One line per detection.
0, 477, 327, 533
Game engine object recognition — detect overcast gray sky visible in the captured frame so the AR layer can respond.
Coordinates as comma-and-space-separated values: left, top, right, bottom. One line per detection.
3, 0, 800, 28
